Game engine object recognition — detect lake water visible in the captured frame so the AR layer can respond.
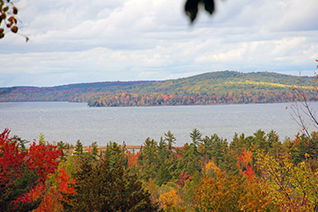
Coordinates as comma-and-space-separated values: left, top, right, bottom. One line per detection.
1, 102, 318, 146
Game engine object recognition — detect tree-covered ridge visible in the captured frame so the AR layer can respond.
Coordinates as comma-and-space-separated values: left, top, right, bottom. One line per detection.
0, 71, 317, 106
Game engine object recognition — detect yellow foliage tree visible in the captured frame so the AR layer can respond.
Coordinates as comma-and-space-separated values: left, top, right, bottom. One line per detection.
204, 160, 220, 176
143, 178, 160, 204
256, 150, 318, 211
159, 187, 184, 211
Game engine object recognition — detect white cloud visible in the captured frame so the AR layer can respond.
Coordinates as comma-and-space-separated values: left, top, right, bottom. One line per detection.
1, 0, 318, 87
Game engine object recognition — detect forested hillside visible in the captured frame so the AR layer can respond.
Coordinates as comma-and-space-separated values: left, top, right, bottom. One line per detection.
1, 71, 317, 106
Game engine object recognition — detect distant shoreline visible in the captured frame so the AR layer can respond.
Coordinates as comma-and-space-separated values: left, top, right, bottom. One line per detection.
66, 145, 143, 155
1, 71, 317, 107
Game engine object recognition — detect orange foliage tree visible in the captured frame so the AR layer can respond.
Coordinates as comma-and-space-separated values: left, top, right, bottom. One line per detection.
196, 149, 272, 211
29, 168, 76, 212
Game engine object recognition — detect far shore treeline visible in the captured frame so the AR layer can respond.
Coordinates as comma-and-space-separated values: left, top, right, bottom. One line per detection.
1, 71, 317, 106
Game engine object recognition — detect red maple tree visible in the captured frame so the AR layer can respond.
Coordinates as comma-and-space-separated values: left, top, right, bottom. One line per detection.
0, 128, 63, 211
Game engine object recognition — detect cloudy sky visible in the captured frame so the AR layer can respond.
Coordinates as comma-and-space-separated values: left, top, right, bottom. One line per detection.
1, 0, 318, 87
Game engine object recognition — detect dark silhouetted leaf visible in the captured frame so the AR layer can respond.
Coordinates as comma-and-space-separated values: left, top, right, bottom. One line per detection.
204, 0, 214, 14
185, 0, 215, 23
185, 0, 200, 23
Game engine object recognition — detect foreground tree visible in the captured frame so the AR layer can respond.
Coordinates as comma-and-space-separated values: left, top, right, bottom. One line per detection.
196, 150, 273, 212
61, 156, 159, 211
0, 129, 62, 211
28, 168, 75, 212
256, 150, 318, 211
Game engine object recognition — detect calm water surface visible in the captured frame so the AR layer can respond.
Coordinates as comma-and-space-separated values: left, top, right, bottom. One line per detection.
1, 102, 317, 146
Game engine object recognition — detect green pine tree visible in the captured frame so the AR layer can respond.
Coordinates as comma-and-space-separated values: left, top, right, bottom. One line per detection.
74, 140, 83, 156
164, 130, 176, 150
61, 157, 159, 211
155, 164, 172, 186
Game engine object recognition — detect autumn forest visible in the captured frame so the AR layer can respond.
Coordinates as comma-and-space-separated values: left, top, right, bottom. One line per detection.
1, 71, 318, 107
2, 126, 318, 211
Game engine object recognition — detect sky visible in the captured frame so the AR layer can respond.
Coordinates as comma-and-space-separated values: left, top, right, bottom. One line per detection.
0, 0, 318, 87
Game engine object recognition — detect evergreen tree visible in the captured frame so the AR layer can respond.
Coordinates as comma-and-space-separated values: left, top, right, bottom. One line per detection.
286, 132, 318, 165
210, 134, 228, 166
61, 157, 159, 211
57, 141, 67, 160
105, 141, 127, 167
230, 133, 248, 157
190, 128, 202, 147
177, 143, 201, 176
0, 168, 42, 212
138, 137, 159, 180
91, 141, 99, 161
12, 136, 29, 152
156, 164, 172, 186
38, 132, 46, 145
164, 130, 176, 150
253, 129, 267, 151
157, 137, 169, 166
267, 130, 284, 159
74, 140, 83, 156
200, 135, 213, 160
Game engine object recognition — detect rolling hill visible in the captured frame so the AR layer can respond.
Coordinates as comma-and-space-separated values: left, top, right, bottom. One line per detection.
0, 71, 317, 106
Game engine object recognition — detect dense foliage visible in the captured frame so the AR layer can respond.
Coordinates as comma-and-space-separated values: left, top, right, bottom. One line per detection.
3, 126, 318, 211
0, 129, 62, 211
1, 71, 317, 107
61, 157, 158, 212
